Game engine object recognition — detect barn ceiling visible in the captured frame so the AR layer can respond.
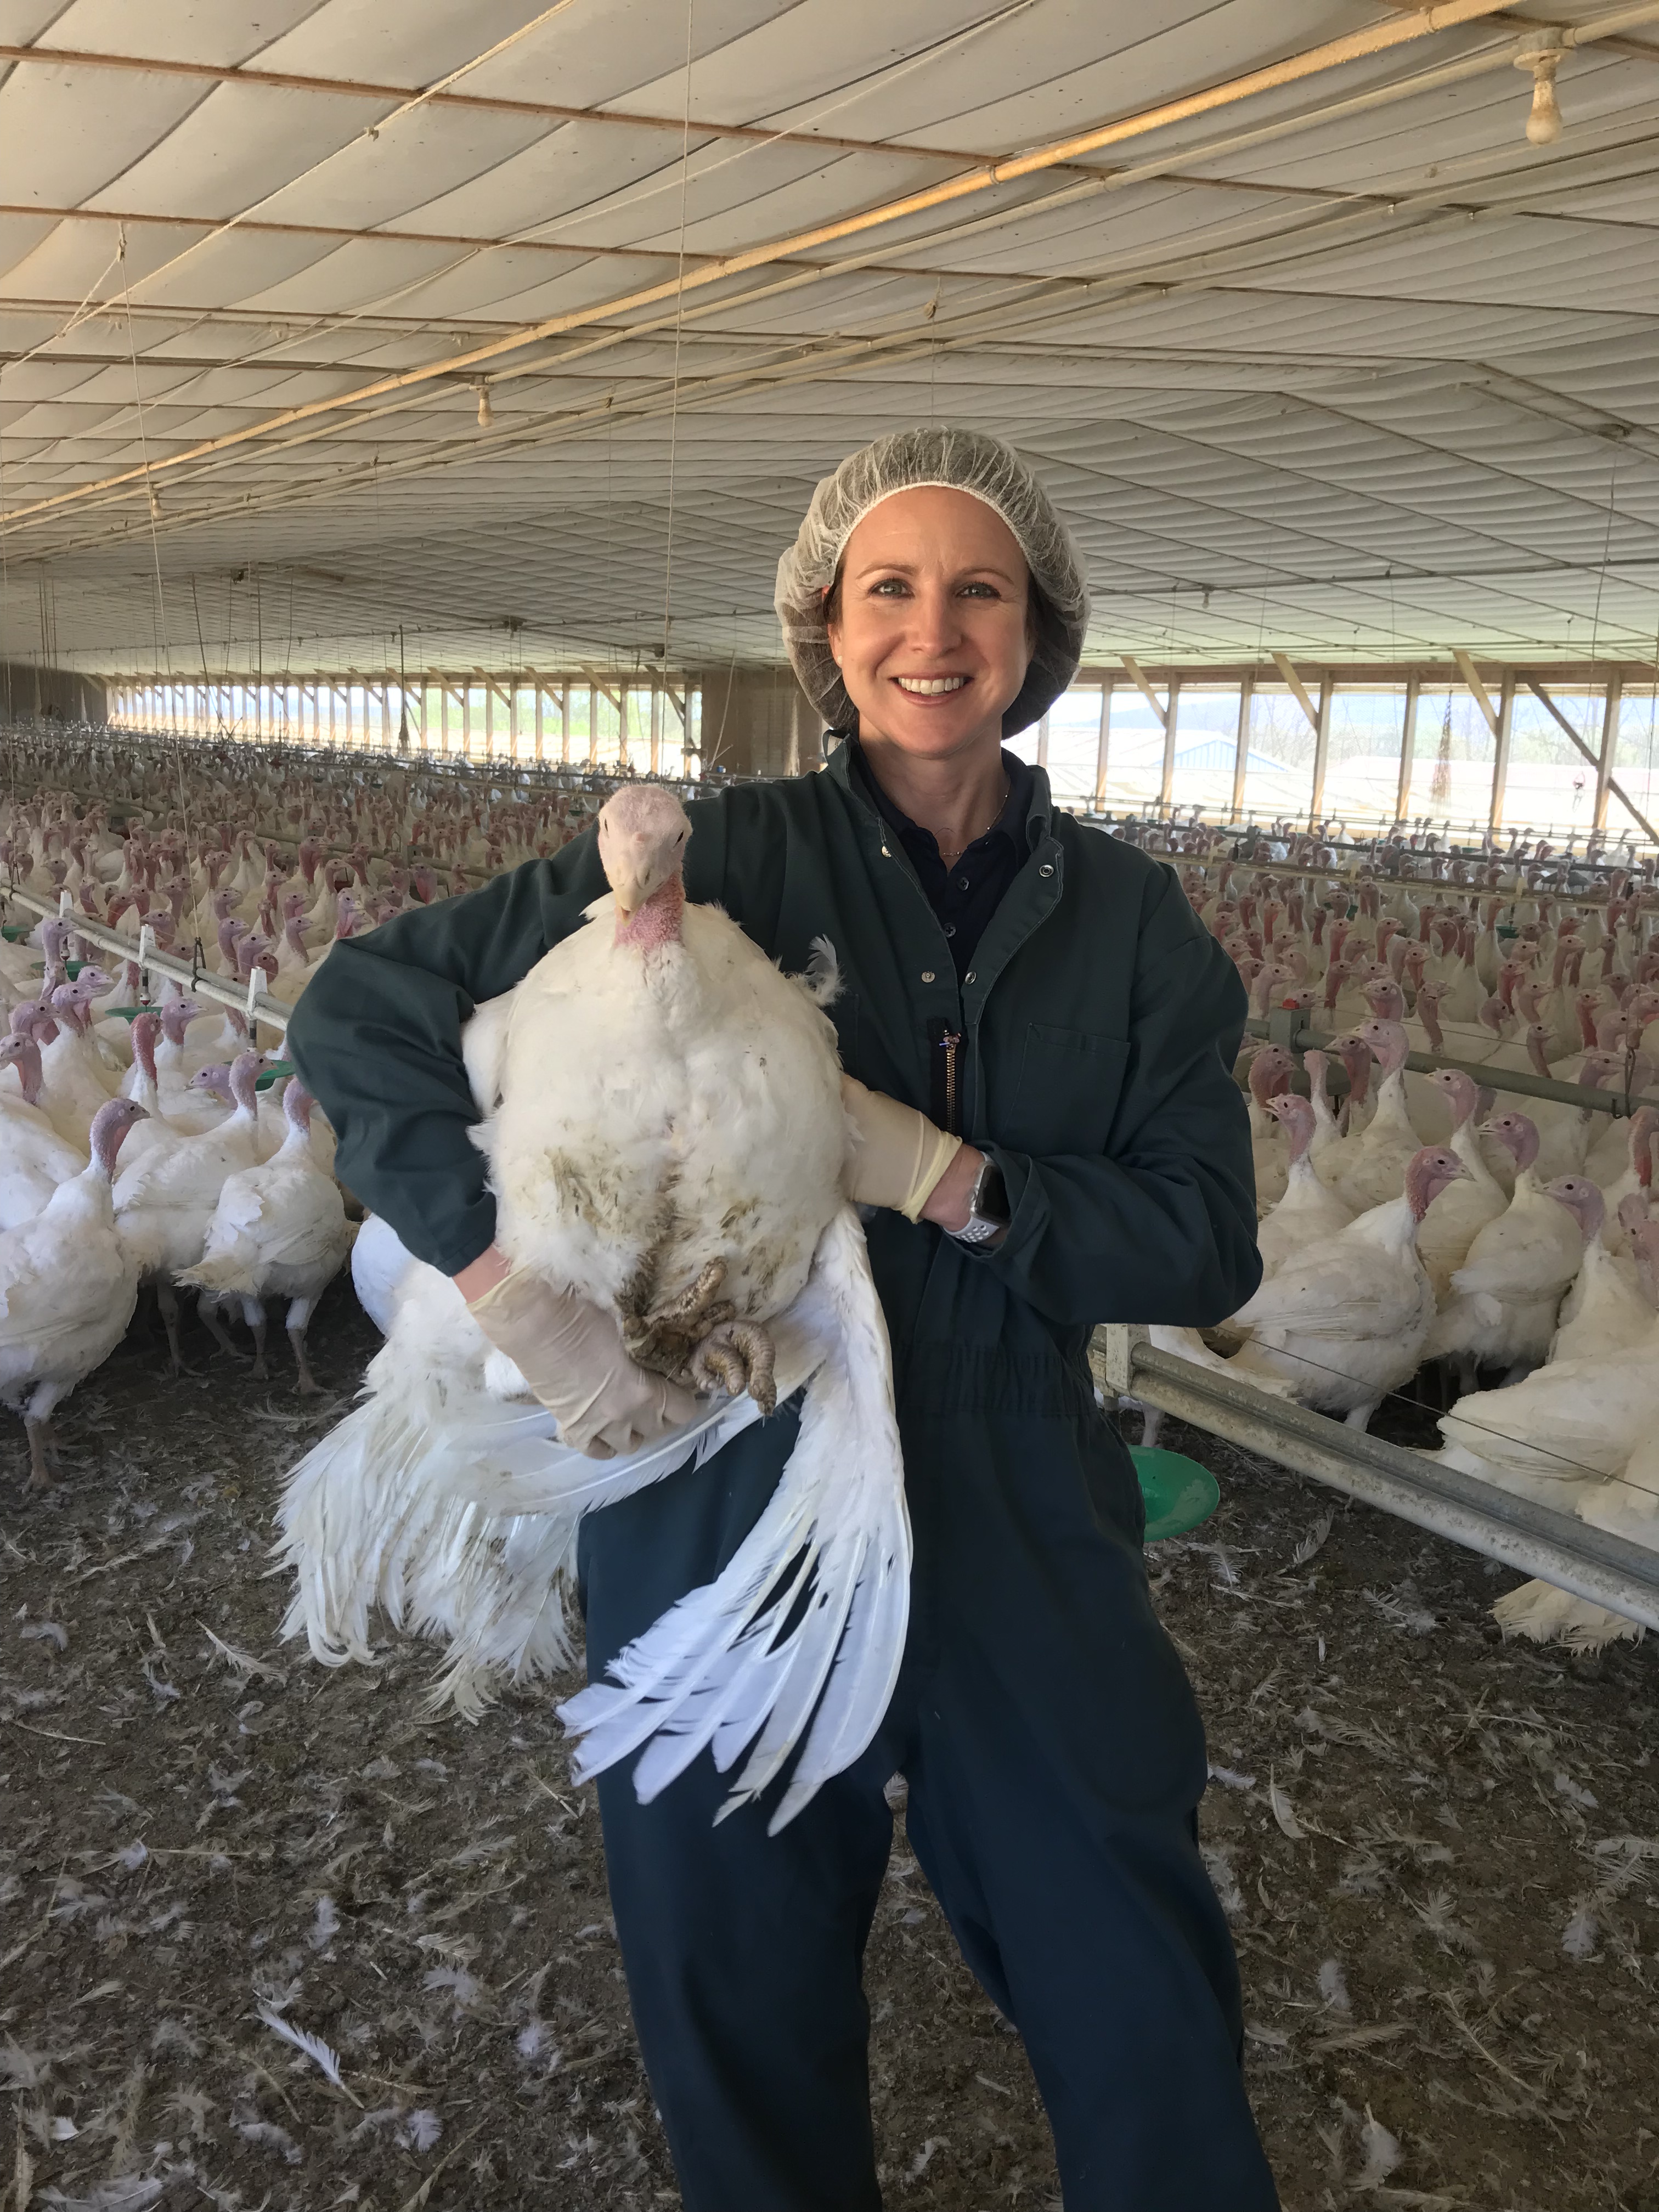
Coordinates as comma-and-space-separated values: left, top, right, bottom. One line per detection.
2, 0, 1658, 680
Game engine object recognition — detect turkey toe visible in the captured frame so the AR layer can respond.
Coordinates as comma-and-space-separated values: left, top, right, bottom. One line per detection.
691, 1320, 777, 1415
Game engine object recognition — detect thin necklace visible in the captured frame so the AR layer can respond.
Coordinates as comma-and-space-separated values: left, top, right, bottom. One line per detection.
939, 775, 1008, 867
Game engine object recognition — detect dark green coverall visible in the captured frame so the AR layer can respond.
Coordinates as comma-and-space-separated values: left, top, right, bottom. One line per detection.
289, 740, 1278, 2212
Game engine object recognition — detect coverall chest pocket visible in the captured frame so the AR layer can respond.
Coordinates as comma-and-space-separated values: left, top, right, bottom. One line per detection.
1005, 1023, 1130, 1155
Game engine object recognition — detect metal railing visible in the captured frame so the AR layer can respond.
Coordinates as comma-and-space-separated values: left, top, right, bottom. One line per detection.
1246, 1009, 1659, 1120
0, 884, 291, 1036
1096, 1328, 1659, 1634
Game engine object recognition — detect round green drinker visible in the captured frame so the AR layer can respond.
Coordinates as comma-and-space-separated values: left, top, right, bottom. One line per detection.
1131, 1447, 1221, 1542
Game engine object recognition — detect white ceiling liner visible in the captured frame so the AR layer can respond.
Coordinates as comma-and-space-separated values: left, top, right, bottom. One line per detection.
1, 0, 1658, 682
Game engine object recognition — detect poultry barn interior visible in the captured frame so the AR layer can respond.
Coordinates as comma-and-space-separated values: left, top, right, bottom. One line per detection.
4, 3, 1659, 2208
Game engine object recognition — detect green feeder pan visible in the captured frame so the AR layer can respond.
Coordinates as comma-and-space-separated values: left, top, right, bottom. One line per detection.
1, 924, 30, 943
255, 1059, 294, 1091
1131, 1447, 1221, 1542
31, 958, 89, 980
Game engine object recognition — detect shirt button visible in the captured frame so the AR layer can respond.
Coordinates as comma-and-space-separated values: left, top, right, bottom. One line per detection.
921, 970, 935, 983
1038, 862, 1055, 878
956, 875, 969, 890
944, 924, 956, 938
964, 970, 976, 985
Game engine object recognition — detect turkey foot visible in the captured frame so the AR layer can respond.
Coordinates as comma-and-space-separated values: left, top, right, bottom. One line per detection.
690, 1320, 777, 1417
23, 1416, 58, 1491
196, 1294, 249, 1365
620, 1257, 736, 1381
156, 1281, 199, 1377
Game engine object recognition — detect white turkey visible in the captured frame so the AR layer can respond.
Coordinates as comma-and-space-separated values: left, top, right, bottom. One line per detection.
350, 1211, 423, 1333
1414, 1068, 1508, 1304
1243, 1043, 1295, 1211
1427, 1111, 1586, 1381
1548, 1188, 1654, 1364
1252, 1092, 1352, 1279
0, 1034, 86, 1228
0, 1097, 149, 1486
1427, 1209, 1659, 1519
1226, 1144, 1469, 1428
278, 786, 907, 1832
1323, 1018, 1422, 1212
1491, 1419, 1659, 1651
112, 1048, 266, 1372
180, 1080, 352, 1392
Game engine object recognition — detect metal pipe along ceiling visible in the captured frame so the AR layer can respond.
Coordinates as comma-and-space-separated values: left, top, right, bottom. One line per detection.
0, 0, 1545, 532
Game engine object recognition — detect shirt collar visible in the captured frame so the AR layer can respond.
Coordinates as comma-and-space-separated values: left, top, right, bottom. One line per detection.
837, 730, 1043, 857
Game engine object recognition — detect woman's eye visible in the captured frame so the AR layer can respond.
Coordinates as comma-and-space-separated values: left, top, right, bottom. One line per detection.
959, 582, 998, 599
870, 577, 909, 597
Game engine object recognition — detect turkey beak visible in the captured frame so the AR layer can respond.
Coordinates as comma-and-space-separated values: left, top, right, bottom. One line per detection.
608, 838, 675, 919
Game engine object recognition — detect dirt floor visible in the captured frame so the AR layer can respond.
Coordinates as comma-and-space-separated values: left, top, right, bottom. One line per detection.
3, 1286, 1657, 2212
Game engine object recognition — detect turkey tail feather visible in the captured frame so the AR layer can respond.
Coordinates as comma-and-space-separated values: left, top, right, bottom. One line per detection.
558, 1206, 910, 1831
179, 1250, 259, 1298
276, 1208, 908, 1833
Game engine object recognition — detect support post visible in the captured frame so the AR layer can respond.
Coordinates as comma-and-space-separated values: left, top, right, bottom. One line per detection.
534, 681, 545, 763
561, 682, 571, 764
1595, 672, 1625, 832
1396, 674, 1420, 826
1093, 680, 1113, 808
1158, 677, 1181, 811
1230, 672, 1252, 824
1488, 670, 1516, 836
1308, 676, 1333, 825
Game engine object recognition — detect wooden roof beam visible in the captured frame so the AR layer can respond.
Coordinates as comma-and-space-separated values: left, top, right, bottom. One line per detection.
1524, 675, 1659, 844
1119, 654, 1167, 730
1451, 646, 1501, 737
1270, 651, 1321, 732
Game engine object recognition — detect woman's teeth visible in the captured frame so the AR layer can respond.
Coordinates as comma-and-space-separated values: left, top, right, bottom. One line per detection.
894, 675, 968, 695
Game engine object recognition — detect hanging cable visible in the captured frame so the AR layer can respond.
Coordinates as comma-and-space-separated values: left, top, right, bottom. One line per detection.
658, 0, 695, 685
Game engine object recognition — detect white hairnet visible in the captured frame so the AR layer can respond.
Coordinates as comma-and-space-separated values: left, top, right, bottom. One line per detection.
775, 425, 1089, 739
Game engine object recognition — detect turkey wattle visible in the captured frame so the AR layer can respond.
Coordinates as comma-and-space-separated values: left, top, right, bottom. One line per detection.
279, 786, 907, 1831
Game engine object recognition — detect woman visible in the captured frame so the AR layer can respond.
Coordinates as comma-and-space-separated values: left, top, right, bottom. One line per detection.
290, 427, 1276, 2210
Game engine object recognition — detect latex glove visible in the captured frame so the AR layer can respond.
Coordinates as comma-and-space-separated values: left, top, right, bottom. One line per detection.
466, 1265, 699, 1460
840, 1074, 963, 1222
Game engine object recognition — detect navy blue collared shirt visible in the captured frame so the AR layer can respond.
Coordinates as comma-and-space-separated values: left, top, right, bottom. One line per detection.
845, 733, 1034, 983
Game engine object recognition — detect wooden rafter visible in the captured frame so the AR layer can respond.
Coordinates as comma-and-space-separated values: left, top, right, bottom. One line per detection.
1119, 654, 1167, 731
1525, 675, 1658, 843
1451, 647, 1500, 737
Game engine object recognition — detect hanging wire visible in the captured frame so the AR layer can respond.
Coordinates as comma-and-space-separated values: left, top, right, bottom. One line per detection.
105, 0, 590, 323
122, 236, 209, 977
1184, 1330, 1659, 1507
0, 360, 12, 754
658, 0, 696, 682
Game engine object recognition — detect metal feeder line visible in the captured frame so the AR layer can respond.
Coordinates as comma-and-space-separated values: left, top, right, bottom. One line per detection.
1096, 1327, 1659, 1636
1, 883, 292, 1036
1247, 1008, 1659, 1120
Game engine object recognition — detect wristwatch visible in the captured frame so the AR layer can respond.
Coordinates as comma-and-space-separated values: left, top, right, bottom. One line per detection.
951, 1151, 1009, 1247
